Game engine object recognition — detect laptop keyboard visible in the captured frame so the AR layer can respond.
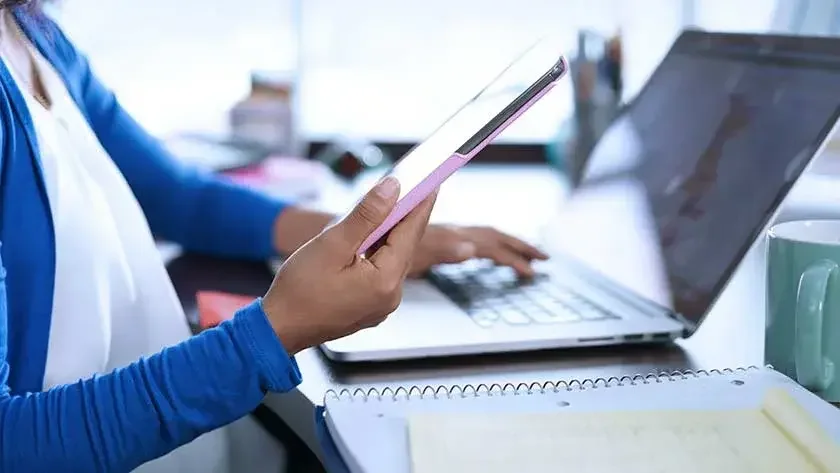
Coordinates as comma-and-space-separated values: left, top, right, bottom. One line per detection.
428, 260, 620, 328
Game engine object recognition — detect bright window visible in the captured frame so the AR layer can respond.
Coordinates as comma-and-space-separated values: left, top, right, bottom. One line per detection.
52, 1, 785, 144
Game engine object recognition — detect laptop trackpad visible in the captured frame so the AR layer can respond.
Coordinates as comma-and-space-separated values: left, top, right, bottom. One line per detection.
321, 280, 469, 351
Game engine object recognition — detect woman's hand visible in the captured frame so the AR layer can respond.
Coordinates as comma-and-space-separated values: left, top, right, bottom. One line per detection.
271, 198, 547, 280
408, 225, 548, 278
263, 177, 435, 355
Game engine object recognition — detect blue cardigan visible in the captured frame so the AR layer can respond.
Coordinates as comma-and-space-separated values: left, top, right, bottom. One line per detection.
0, 10, 303, 472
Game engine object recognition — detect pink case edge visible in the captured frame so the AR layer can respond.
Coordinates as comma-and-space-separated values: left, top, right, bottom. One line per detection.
357, 70, 564, 254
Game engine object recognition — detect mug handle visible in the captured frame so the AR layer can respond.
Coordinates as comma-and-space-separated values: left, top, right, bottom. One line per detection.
795, 260, 837, 392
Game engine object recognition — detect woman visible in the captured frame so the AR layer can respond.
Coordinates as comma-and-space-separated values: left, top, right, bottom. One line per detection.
0, 2, 547, 472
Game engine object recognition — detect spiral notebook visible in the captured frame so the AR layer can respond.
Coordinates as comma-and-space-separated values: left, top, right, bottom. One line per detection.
318, 367, 840, 473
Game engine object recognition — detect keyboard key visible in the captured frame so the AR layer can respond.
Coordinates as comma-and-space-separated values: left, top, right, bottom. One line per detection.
483, 296, 506, 306
543, 286, 576, 302
472, 318, 495, 328
526, 309, 573, 324
555, 310, 584, 323
525, 292, 558, 306
495, 308, 532, 325
471, 312, 496, 328
469, 306, 500, 321
547, 309, 582, 323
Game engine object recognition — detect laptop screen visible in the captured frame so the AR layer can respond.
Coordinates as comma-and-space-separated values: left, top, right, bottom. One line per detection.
550, 31, 840, 327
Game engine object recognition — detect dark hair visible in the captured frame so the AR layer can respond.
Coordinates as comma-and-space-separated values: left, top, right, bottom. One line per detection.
0, 1, 36, 10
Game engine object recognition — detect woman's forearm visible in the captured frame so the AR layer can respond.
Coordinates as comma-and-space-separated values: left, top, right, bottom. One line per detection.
0, 300, 301, 473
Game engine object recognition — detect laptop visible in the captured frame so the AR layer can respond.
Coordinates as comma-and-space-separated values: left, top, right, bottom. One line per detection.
320, 30, 840, 362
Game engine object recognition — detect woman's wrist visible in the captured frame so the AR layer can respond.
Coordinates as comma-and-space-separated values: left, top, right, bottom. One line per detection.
231, 298, 303, 391
261, 291, 307, 356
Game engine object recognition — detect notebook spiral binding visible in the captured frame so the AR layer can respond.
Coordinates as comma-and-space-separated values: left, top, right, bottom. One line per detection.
324, 366, 763, 403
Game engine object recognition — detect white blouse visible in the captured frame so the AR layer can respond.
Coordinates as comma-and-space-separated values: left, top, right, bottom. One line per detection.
0, 13, 245, 473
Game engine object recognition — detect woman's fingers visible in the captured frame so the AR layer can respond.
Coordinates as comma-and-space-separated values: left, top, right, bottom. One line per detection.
479, 243, 536, 278
331, 176, 400, 254
369, 191, 438, 276
465, 227, 546, 277
498, 232, 549, 260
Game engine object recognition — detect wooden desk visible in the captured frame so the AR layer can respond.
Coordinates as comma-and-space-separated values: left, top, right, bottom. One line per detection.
165, 163, 840, 469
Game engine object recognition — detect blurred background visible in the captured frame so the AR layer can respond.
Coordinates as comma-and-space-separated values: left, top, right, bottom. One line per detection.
47, 1, 801, 163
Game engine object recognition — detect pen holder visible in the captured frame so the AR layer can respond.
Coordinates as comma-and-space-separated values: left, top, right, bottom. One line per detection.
548, 30, 622, 187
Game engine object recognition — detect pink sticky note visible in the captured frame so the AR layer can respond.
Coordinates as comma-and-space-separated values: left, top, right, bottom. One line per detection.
196, 291, 255, 329
223, 156, 331, 200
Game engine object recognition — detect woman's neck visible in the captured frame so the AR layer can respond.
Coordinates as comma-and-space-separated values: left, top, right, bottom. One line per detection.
0, 10, 51, 108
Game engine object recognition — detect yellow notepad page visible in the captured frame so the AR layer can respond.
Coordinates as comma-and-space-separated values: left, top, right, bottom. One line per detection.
407, 389, 840, 473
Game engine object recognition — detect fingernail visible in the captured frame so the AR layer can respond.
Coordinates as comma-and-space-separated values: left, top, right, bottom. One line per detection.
374, 176, 399, 199
455, 242, 476, 259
